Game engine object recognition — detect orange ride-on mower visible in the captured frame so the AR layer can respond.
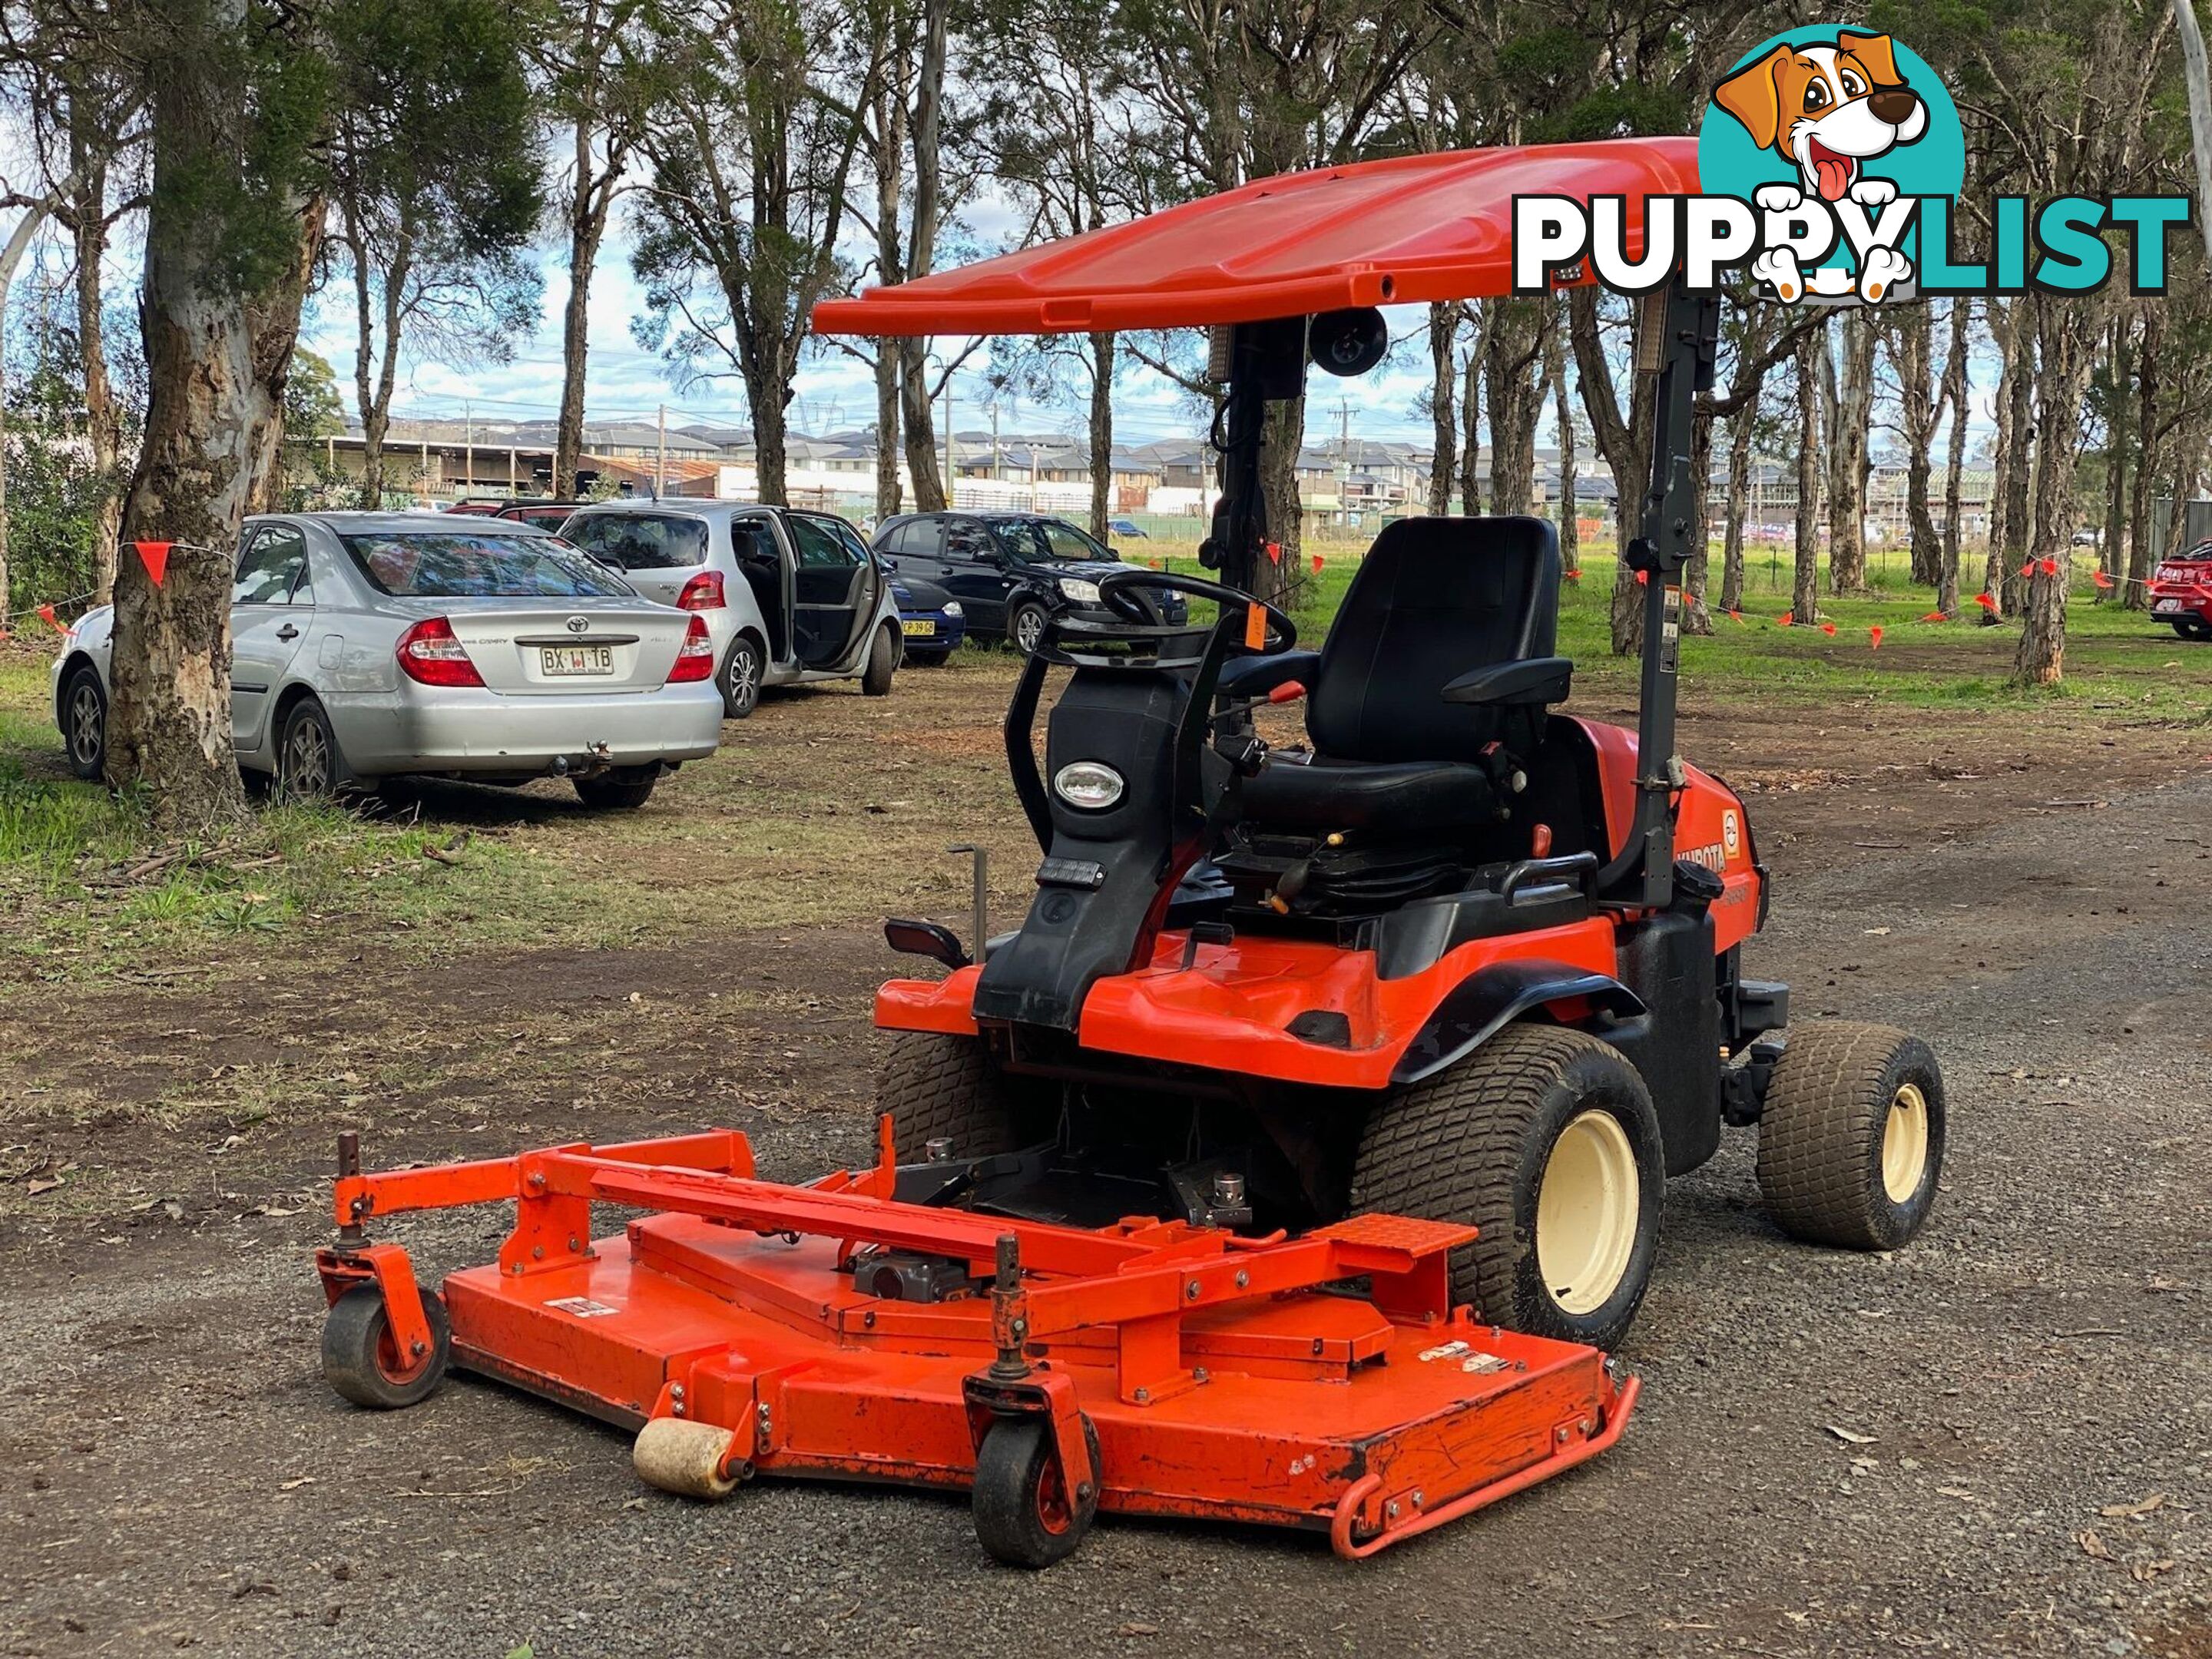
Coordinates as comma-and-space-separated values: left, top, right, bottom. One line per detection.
311, 138, 1945, 1567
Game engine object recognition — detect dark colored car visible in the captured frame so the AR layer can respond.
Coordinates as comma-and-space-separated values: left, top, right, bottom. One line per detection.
892, 574, 966, 664
871, 511, 1186, 653
1109, 517, 1148, 538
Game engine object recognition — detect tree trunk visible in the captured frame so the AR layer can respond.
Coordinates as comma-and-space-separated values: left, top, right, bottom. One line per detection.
1720, 404, 1753, 613
1793, 329, 1822, 625
68, 114, 124, 603
2015, 294, 2099, 685
107, 34, 283, 828
1256, 394, 1305, 607
1896, 304, 1942, 588
1426, 302, 1456, 516
1682, 408, 1714, 634
2128, 307, 2163, 610
1087, 331, 1113, 539
899, 344, 944, 512
1548, 323, 1578, 575
873, 347, 902, 517
2101, 313, 2129, 598
242, 198, 324, 515
1455, 326, 1482, 515
1482, 301, 1544, 517
1826, 316, 1873, 592
1997, 301, 2037, 614
1939, 298, 1969, 616
751, 362, 790, 505
1567, 289, 1652, 655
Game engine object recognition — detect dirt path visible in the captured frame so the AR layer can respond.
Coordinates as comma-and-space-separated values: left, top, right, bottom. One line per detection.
2, 664, 2208, 1657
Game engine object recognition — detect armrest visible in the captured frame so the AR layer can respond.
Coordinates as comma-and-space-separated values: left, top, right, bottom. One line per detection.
1441, 656, 1573, 707
1216, 649, 1321, 699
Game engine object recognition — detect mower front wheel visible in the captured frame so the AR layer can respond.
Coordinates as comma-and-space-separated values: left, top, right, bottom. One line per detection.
321, 1282, 451, 1409
1351, 1025, 1664, 1352
972, 1414, 1101, 1569
1757, 1022, 1945, 1250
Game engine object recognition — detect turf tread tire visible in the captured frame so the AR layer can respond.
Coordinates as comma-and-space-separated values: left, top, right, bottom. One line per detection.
1349, 1024, 1662, 1351
322, 1283, 451, 1409
878, 1033, 1033, 1161
1757, 1021, 1943, 1250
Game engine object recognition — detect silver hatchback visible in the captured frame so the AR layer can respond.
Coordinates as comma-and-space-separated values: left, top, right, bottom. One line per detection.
558, 501, 904, 718
53, 512, 725, 810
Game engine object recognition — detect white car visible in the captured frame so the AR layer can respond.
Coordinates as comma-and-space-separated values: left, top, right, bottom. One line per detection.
54, 512, 725, 810
558, 501, 904, 717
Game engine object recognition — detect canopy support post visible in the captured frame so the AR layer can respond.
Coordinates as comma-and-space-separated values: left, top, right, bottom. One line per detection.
1200, 319, 1307, 598
1608, 276, 1720, 909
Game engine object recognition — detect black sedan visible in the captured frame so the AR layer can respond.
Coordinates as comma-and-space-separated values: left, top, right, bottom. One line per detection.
871, 511, 1186, 652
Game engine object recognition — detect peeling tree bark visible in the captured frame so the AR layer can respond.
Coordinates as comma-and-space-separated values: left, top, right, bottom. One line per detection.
1426, 301, 1456, 517
1548, 323, 1578, 577
1793, 329, 1822, 626
2128, 306, 2163, 610
1939, 298, 1969, 617
1719, 404, 1753, 614
1826, 315, 1873, 593
2016, 294, 2100, 685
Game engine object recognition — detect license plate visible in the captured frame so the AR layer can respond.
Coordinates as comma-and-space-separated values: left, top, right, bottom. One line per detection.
901, 618, 936, 637
540, 645, 614, 675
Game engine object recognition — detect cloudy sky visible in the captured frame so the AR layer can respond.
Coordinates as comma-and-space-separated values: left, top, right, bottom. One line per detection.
293, 205, 1508, 452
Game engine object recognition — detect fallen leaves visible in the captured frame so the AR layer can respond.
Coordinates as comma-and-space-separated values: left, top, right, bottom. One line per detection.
2100, 1493, 2167, 1519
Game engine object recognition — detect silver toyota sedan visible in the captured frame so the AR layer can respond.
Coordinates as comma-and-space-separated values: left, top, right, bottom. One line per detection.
53, 512, 725, 810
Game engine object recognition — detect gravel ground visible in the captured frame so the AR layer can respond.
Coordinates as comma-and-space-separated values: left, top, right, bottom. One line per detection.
3, 769, 2208, 1658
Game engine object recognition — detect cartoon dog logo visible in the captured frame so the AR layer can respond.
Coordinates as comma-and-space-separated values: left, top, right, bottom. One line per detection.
1712, 31, 1929, 303
1714, 31, 1927, 204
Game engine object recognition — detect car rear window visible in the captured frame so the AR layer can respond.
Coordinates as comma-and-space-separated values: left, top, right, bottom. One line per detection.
339, 531, 634, 599
563, 512, 710, 571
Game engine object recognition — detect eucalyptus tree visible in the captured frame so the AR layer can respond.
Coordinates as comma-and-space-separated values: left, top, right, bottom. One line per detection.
631, 0, 882, 503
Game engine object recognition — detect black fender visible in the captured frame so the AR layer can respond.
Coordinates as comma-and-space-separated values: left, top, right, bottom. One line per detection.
1389, 959, 1645, 1087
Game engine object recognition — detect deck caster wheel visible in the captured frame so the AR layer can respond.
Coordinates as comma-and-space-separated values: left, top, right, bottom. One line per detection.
1757, 1022, 1945, 1249
972, 1415, 1100, 1569
321, 1282, 450, 1409
633, 1418, 745, 1499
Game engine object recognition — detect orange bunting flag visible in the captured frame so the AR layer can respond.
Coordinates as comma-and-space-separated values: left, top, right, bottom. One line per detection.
2017, 561, 2034, 579
1869, 625, 1883, 650
2038, 557, 2058, 577
1563, 568, 1582, 581
2091, 568, 2115, 590
1264, 541, 1282, 565
135, 540, 172, 586
1777, 611, 1793, 627
1635, 569, 1649, 585
1820, 621, 1839, 636
1726, 608, 1745, 624
1973, 591, 1998, 612
36, 603, 62, 634
1310, 552, 1323, 575
1920, 609, 1948, 622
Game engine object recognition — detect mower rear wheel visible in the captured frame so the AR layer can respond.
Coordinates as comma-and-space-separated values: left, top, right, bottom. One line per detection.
1757, 1022, 1945, 1250
879, 1032, 1031, 1162
971, 1414, 1101, 1568
321, 1282, 451, 1409
1350, 1025, 1664, 1351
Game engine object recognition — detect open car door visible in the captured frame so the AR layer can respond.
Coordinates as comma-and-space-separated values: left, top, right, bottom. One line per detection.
786, 512, 884, 670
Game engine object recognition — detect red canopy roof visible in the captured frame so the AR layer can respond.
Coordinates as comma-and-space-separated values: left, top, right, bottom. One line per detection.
812, 138, 1697, 339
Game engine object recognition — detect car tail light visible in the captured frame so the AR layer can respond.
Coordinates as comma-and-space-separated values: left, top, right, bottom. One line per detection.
396, 617, 484, 687
677, 570, 726, 611
667, 614, 716, 683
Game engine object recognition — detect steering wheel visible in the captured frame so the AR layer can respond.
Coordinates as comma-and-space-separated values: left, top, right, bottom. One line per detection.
1096, 568, 1297, 656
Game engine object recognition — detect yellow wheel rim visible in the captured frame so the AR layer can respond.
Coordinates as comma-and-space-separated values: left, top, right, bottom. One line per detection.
1535, 1110, 1640, 1316
1882, 1082, 1930, 1204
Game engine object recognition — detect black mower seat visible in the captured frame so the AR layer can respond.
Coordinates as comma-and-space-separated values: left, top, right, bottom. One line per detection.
1233, 515, 1567, 842
1239, 754, 1498, 833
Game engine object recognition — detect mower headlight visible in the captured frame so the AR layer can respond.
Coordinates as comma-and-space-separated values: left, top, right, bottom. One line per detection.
1053, 760, 1124, 810
941, 600, 962, 617
1057, 578, 1102, 604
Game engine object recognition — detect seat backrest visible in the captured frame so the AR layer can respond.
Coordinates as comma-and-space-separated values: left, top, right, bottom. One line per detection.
1306, 515, 1561, 763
